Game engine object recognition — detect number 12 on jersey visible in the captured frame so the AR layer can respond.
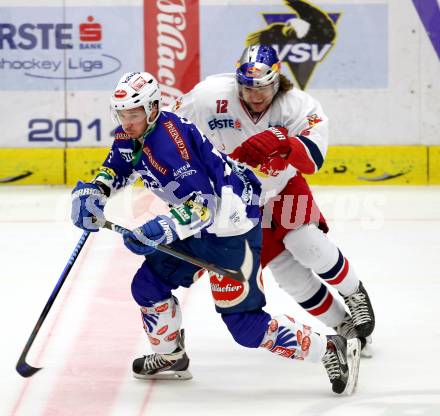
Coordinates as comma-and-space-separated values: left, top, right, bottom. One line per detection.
216, 99, 228, 113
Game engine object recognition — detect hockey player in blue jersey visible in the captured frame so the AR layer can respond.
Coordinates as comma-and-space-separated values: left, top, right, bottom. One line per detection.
70, 72, 361, 395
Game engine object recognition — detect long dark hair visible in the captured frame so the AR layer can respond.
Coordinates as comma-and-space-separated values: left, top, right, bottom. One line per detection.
278, 73, 294, 93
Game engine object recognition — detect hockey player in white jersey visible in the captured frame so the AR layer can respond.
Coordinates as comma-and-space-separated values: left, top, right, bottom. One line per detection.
169, 44, 375, 348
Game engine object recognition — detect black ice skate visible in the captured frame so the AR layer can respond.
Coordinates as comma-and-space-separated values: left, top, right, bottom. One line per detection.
322, 335, 361, 395
333, 313, 373, 358
132, 329, 192, 380
342, 281, 375, 338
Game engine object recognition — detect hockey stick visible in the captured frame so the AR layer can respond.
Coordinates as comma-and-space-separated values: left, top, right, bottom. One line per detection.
102, 220, 245, 282
16, 231, 91, 378
0, 171, 33, 184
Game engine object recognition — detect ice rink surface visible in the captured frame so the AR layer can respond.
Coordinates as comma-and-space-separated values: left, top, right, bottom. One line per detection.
1, 185, 439, 416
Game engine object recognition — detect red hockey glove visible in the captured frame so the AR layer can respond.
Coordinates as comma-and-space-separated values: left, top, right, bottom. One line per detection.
230, 127, 291, 167
229, 146, 258, 167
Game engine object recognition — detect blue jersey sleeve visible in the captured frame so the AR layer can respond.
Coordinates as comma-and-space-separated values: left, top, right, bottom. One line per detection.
93, 128, 136, 196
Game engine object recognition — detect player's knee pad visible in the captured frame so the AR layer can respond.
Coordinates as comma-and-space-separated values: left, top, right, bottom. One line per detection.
283, 224, 339, 273
284, 225, 359, 295
131, 265, 174, 306
140, 296, 182, 353
222, 310, 271, 348
260, 314, 327, 363
267, 250, 320, 300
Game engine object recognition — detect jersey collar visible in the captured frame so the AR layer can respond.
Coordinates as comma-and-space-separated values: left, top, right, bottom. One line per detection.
239, 98, 271, 125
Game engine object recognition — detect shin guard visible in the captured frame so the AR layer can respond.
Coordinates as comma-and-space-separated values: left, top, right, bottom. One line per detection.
140, 296, 182, 354
260, 315, 327, 363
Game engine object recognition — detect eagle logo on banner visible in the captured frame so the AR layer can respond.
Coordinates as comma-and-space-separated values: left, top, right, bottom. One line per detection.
246, 0, 341, 90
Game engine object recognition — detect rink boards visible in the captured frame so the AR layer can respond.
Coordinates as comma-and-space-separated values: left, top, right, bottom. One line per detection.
0, 145, 439, 185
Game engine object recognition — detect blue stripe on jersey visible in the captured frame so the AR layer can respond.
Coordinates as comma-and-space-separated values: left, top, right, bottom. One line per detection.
319, 249, 343, 279
298, 283, 327, 309
297, 134, 324, 169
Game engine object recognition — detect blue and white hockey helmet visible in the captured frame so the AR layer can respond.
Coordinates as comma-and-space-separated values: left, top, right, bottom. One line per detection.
236, 45, 281, 90
110, 72, 161, 125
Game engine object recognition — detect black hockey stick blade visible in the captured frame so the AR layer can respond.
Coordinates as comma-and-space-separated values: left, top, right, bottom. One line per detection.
101, 220, 246, 282
16, 360, 41, 378
0, 171, 33, 184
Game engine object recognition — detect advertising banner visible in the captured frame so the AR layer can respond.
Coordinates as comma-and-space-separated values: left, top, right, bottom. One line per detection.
144, 0, 200, 106
0, 0, 439, 185
0, 6, 143, 90
199, 1, 439, 146
200, 2, 388, 89
0, 6, 144, 148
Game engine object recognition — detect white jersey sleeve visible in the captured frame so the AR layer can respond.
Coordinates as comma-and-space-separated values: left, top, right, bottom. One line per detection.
164, 87, 200, 126
164, 74, 232, 129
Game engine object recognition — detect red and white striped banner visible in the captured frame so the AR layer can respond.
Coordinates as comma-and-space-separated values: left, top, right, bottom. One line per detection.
144, 0, 200, 106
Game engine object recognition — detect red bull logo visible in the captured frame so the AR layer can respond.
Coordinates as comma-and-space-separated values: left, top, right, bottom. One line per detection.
307, 114, 322, 126
255, 157, 288, 178
245, 65, 261, 77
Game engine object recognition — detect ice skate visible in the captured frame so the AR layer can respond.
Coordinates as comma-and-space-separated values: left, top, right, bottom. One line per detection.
322, 335, 361, 395
132, 329, 192, 380
360, 336, 373, 358
333, 312, 373, 358
342, 281, 375, 338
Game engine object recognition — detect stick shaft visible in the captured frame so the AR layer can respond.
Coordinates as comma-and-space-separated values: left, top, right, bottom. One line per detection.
16, 231, 90, 377
102, 220, 245, 282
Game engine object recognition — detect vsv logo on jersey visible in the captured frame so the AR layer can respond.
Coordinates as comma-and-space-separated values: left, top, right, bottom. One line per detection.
118, 148, 134, 162
0, 12, 121, 80
245, 1, 341, 90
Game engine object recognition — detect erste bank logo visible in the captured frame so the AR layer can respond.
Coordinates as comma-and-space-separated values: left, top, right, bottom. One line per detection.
246, 0, 341, 90
79, 16, 102, 44
0, 12, 121, 80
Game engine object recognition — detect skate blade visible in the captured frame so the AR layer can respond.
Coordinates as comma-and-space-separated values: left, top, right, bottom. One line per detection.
360, 337, 373, 359
343, 338, 361, 396
133, 370, 193, 381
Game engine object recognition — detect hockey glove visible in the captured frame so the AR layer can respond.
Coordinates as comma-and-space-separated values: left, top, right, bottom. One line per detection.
71, 181, 107, 232
230, 127, 291, 167
123, 215, 178, 256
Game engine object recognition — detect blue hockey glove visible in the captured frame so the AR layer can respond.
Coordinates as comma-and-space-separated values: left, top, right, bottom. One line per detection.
123, 215, 178, 256
71, 181, 107, 232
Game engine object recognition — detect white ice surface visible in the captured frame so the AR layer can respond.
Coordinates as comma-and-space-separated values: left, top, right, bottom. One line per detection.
1, 185, 439, 415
